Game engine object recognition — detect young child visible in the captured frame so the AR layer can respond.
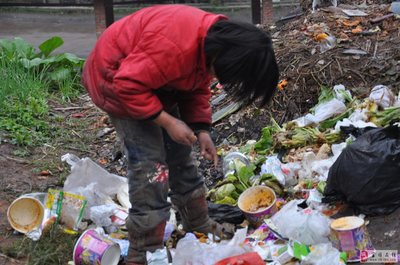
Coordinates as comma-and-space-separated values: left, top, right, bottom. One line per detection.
83, 4, 279, 264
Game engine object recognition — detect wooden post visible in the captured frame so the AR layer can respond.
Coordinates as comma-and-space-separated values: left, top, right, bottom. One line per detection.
262, 0, 274, 24
93, 0, 114, 38
251, 0, 261, 24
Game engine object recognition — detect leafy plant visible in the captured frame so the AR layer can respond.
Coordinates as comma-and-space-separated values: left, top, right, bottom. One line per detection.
0, 37, 85, 145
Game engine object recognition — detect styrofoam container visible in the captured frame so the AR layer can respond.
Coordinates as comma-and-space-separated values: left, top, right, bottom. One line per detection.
7, 194, 45, 234
330, 216, 375, 262
238, 186, 277, 226
73, 229, 121, 265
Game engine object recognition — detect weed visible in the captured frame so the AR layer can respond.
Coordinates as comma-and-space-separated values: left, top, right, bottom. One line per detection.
0, 37, 84, 146
2, 226, 77, 265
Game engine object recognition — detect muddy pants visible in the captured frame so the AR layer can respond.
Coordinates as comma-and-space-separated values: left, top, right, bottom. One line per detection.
110, 111, 204, 264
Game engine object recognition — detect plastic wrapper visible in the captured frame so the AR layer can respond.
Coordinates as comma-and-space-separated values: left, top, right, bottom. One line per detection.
301, 243, 345, 265
45, 189, 87, 231
173, 228, 250, 265
260, 156, 296, 186
369, 85, 395, 108
271, 200, 331, 245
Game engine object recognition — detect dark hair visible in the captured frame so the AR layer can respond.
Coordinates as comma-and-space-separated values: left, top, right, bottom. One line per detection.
204, 20, 279, 106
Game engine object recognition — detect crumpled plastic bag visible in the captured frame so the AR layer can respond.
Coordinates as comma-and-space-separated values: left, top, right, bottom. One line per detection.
173, 228, 251, 265
271, 200, 331, 245
301, 243, 344, 265
369, 85, 395, 108
62, 154, 130, 218
294, 99, 347, 127
312, 0, 337, 11
260, 156, 297, 186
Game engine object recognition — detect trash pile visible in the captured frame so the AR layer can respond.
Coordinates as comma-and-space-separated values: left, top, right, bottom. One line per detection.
5, 2, 400, 265
266, 1, 400, 124
7, 82, 399, 264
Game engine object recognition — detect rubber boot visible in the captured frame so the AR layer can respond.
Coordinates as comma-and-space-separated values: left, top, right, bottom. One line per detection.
171, 186, 234, 240
125, 220, 166, 265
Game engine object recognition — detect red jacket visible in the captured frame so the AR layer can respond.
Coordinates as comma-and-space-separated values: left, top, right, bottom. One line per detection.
83, 5, 226, 127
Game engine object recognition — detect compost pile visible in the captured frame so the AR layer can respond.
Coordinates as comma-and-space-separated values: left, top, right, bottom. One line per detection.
208, 2, 400, 165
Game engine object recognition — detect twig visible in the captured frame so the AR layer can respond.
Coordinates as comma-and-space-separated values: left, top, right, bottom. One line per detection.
373, 41, 378, 59
0, 155, 28, 164
67, 146, 97, 156
0, 253, 22, 264
349, 69, 368, 84
54, 106, 91, 111
335, 57, 343, 76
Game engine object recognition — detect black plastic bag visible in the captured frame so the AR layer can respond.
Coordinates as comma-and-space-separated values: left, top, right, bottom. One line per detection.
323, 126, 400, 216
208, 202, 245, 224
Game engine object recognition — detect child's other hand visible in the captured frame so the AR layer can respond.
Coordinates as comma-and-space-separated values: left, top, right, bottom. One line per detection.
198, 131, 218, 167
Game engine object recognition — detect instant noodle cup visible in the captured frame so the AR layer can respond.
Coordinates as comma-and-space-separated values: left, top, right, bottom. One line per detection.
74, 229, 121, 265
7, 194, 45, 234
238, 186, 277, 226
330, 216, 374, 262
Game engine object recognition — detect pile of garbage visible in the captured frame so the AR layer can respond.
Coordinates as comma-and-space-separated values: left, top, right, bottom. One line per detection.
7, 82, 399, 264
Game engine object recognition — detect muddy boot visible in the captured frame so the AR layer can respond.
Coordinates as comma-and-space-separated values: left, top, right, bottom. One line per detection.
125, 220, 166, 265
171, 186, 234, 240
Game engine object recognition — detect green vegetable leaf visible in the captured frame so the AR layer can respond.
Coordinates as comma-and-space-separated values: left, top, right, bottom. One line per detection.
215, 196, 237, 206
254, 118, 282, 153
310, 86, 335, 113
39, 36, 64, 57
215, 183, 236, 201
237, 165, 255, 189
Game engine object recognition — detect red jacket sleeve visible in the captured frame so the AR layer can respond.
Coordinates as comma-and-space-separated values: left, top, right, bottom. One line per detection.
113, 32, 185, 120
177, 79, 212, 126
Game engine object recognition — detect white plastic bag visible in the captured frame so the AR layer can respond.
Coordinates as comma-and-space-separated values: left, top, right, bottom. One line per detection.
62, 154, 130, 218
260, 156, 297, 186
301, 243, 344, 265
369, 85, 395, 108
173, 228, 251, 265
294, 99, 346, 127
271, 200, 331, 245
312, 0, 337, 11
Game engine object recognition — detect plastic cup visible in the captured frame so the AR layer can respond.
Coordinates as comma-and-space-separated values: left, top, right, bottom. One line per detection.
7, 194, 45, 234
238, 186, 277, 227
74, 229, 121, 265
330, 216, 375, 262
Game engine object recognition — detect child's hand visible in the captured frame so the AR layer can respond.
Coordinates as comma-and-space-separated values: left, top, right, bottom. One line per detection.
154, 111, 197, 145
198, 131, 218, 166
166, 119, 197, 146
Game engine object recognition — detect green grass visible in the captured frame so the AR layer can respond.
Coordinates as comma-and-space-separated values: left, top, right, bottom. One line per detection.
0, 57, 53, 146
0, 37, 85, 146
1, 226, 77, 265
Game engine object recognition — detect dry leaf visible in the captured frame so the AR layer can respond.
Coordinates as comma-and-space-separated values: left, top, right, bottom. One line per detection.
352, 26, 363, 34
342, 20, 361, 27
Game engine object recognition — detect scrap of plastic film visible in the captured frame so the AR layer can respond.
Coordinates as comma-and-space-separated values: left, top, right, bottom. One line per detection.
45, 189, 87, 231
277, 79, 288, 91
314, 33, 329, 42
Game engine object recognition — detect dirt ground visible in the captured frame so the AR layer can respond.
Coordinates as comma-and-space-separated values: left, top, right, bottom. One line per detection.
0, 5, 399, 265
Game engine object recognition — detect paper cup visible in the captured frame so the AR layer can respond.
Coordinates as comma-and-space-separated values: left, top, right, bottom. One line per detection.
7, 194, 45, 234
238, 186, 277, 226
74, 229, 121, 265
330, 216, 374, 262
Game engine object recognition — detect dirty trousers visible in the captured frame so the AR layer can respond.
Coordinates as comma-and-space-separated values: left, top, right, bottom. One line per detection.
110, 114, 205, 264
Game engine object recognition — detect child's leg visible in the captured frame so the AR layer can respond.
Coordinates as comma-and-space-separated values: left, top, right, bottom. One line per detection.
110, 116, 170, 265
163, 121, 234, 239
